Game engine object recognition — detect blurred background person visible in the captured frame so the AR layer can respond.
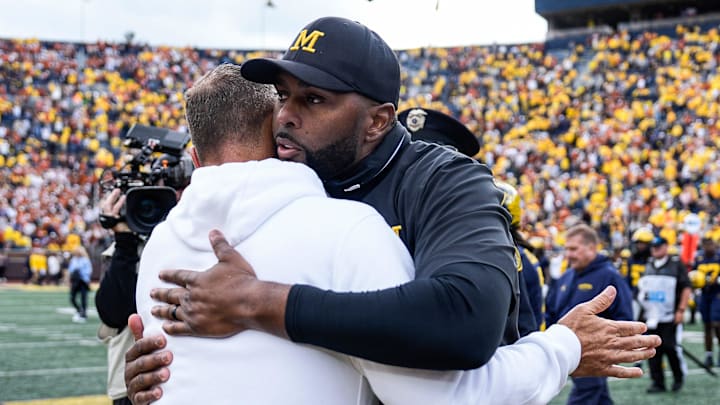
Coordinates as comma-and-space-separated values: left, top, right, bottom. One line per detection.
29, 243, 48, 285
546, 223, 633, 405
622, 228, 654, 302
692, 234, 720, 368
639, 236, 692, 393
622, 227, 655, 368
495, 179, 546, 334
68, 245, 92, 323
47, 252, 62, 285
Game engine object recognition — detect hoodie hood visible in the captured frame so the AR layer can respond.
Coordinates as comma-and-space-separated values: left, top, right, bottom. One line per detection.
163, 158, 326, 251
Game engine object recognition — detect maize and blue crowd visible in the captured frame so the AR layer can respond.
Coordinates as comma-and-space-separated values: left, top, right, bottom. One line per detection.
2, 19, 720, 402
3, 25, 720, 256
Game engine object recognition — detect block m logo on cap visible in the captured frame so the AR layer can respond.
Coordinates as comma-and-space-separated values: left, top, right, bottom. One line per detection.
289, 29, 325, 53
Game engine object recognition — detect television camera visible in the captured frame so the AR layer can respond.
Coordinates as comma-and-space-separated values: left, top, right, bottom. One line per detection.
99, 124, 194, 234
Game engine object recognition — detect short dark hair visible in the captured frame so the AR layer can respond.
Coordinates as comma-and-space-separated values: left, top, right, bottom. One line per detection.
566, 223, 599, 247
184, 64, 276, 160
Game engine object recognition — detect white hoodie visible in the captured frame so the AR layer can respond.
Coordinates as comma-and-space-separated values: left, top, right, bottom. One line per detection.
136, 158, 579, 405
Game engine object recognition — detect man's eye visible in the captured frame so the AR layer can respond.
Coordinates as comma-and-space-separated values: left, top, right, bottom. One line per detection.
276, 91, 288, 101
307, 94, 323, 104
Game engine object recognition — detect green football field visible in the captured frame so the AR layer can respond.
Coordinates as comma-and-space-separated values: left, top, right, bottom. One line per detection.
1, 284, 719, 404
0, 285, 109, 404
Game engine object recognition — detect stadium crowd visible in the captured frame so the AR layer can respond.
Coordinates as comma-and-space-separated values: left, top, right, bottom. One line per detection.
398, 24, 720, 253
1, 23, 720, 271
0, 40, 278, 257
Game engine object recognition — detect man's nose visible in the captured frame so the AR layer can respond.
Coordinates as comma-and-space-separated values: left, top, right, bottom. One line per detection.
276, 101, 299, 129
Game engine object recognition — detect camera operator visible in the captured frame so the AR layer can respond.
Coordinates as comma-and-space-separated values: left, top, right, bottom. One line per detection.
94, 125, 192, 404
95, 188, 143, 405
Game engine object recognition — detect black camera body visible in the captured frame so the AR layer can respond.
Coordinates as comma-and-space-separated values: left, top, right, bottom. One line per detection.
101, 125, 193, 235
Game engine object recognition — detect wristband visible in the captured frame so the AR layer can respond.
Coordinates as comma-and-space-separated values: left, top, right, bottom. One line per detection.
99, 214, 124, 230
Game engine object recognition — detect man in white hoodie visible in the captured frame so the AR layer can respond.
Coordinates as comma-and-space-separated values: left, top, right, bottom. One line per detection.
134, 63, 611, 405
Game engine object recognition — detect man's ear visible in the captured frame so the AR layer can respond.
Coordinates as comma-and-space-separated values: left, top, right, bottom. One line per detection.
189, 146, 202, 168
365, 103, 396, 143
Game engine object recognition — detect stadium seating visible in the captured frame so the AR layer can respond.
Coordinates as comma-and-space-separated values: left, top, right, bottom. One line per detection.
1, 24, 720, 266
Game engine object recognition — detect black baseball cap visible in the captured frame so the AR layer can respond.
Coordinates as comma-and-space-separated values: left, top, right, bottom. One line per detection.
398, 108, 480, 157
241, 16, 401, 107
651, 236, 668, 247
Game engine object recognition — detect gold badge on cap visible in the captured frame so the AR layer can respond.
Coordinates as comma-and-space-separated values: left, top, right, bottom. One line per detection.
405, 109, 428, 132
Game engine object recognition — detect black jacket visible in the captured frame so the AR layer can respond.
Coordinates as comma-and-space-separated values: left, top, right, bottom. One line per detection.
286, 124, 519, 370
95, 232, 141, 330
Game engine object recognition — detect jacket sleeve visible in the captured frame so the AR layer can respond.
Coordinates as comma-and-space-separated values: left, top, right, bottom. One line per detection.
352, 324, 581, 405
286, 159, 517, 370
95, 233, 141, 330
287, 271, 512, 370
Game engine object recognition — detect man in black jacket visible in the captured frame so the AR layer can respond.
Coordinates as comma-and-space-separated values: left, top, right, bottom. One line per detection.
95, 188, 142, 405
125, 17, 659, 404
398, 107, 541, 339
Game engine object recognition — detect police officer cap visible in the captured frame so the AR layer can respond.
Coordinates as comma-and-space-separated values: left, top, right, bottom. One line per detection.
398, 108, 480, 157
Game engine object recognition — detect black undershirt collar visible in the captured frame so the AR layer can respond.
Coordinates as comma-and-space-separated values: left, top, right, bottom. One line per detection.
323, 123, 409, 198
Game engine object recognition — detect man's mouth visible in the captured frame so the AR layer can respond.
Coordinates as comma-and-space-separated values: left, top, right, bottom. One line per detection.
275, 136, 302, 161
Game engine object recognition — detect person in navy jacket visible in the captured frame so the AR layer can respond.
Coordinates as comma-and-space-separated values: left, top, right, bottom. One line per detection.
547, 223, 634, 405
